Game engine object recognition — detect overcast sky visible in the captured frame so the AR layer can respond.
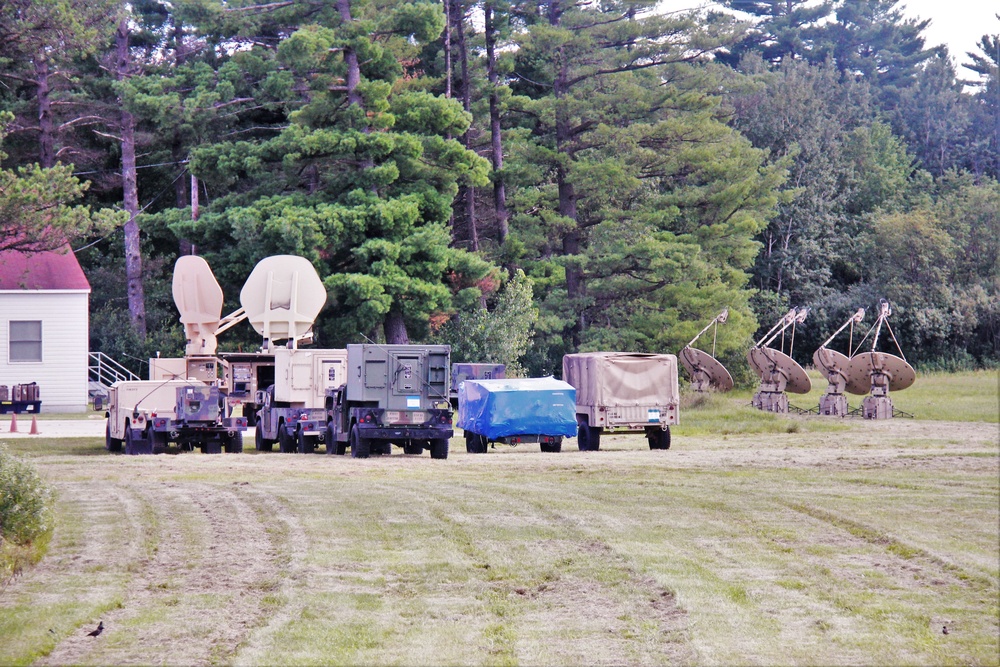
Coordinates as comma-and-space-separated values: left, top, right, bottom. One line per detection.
656, 1, 1000, 68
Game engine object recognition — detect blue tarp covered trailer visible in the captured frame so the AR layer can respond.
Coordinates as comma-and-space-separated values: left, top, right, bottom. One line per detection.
457, 377, 577, 453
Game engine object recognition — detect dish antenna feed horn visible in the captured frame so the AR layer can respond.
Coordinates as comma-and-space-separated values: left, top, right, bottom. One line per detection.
813, 308, 865, 417
679, 309, 734, 392
747, 308, 811, 413
845, 300, 916, 419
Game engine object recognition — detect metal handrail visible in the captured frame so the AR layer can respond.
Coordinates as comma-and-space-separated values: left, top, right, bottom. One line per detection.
88, 352, 139, 388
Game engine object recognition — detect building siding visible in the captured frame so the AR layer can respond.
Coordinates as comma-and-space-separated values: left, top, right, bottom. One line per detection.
0, 291, 90, 412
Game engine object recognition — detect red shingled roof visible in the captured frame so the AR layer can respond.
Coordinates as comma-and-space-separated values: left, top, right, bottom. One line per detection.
0, 244, 91, 291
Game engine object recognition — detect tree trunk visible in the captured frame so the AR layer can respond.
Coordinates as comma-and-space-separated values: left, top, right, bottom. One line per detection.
550, 1, 582, 347
35, 54, 55, 168
383, 305, 410, 344
117, 17, 147, 338
485, 2, 508, 245
337, 0, 362, 108
454, 0, 477, 250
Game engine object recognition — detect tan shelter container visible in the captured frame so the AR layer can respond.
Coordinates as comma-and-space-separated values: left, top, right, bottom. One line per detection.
562, 352, 679, 451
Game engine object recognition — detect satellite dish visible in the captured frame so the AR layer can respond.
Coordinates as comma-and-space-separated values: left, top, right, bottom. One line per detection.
813, 347, 850, 381
680, 346, 734, 392
173, 255, 224, 356
846, 352, 916, 395
678, 309, 733, 392
846, 300, 916, 418
748, 347, 812, 394
240, 255, 327, 349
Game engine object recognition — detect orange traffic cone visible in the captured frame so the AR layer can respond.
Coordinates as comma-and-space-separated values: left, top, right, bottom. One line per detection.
9, 414, 17, 432
30, 416, 39, 435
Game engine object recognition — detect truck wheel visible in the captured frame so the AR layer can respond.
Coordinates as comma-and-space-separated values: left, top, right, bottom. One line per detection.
646, 426, 670, 450
325, 423, 341, 455
225, 432, 244, 454
429, 438, 449, 460
577, 419, 601, 451
106, 422, 122, 453
373, 442, 392, 456
278, 425, 295, 453
297, 428, 315, 454
350, 425, 370, 458
125, 425, 137, 455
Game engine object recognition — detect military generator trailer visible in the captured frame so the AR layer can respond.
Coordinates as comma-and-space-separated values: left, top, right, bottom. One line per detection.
105, 380, 248, 455
458, 377, 577, 453
325, 344, 453, 459
562, 352, 680, 451
253, 348, 348, 453
449, 362, 506, 407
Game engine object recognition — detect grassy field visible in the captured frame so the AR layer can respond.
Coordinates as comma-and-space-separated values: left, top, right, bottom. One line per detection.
0, 371, 997, 666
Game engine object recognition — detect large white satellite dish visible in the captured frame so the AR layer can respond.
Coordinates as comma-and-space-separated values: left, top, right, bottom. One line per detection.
173, 255, 224, 356
240, 255, 327, 349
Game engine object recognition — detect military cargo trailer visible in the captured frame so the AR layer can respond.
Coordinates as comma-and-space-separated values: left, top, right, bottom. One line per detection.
326, 344, 453, 459
253, 348, 348, 453
105, 380, 247, 455
458, 377, 577, 453
562, 352, 679, 451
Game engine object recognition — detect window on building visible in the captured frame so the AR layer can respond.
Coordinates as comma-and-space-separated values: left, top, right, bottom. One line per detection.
10, 320, 42, 362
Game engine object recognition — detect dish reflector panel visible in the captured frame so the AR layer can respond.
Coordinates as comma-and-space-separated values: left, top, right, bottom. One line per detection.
846, 352, 916, 395
680, 346, 734, 391
173, 256, 224, 355
240, 255, 327, 344
747, 347, 811, 394
813, 347, 850, 382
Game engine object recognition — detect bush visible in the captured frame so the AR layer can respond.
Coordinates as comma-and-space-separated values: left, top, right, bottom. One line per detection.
0, 446, 53, 590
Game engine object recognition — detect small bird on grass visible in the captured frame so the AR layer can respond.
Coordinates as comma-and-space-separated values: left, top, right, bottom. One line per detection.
87, 622, 104, 637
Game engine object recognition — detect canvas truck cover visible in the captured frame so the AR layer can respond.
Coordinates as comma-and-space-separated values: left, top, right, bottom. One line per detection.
562, 352, 679, 407
457, 377, 577, 440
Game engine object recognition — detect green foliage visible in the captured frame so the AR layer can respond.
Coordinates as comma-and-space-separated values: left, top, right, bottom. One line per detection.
435, 270, 538, 376
0, 113, 124, 254
0, 446, 53, 589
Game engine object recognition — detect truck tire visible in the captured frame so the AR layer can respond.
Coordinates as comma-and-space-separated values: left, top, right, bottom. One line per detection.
125, 425, 136, 455
106, 422, 122, 453
577, 418, 601, 451
297, 428, 315, 454
350, 425, 370, 458
255, 426, 273, 452
373, 442, 392, 456
225, 432, 244, 454
646, 426, 670, 450
278, 425, 295, 453
325, 423, 345, 455
429, 438, 449, 460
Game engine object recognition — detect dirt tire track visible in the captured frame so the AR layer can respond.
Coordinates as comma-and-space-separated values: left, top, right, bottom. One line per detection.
36, 481, 288, 666
229, 485, 311, 667
407, 481, 695, 666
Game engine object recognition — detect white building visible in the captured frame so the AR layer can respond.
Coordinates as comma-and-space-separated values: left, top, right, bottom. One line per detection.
0, 244, 91, 412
